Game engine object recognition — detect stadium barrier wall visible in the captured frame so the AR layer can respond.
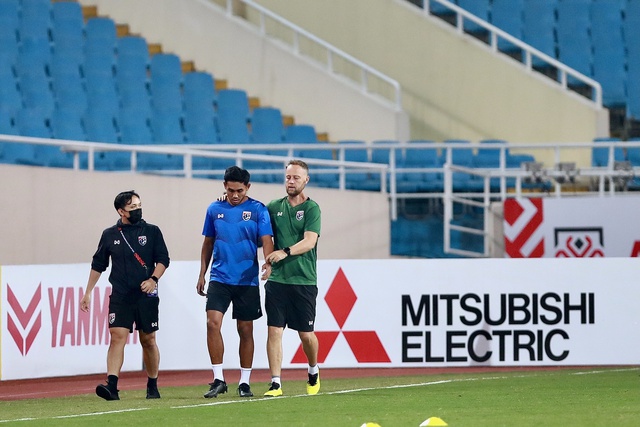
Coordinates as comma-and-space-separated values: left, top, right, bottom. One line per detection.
2, 258, 638, 380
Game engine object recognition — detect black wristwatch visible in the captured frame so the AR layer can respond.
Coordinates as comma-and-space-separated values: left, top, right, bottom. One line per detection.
150, 275, 159, 284
283, 247, 291, 256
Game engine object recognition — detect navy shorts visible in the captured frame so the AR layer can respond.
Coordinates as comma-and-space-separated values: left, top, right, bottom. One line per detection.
206, 281, 263, 321
265, 281, 317, 332
109, 292, 159, 334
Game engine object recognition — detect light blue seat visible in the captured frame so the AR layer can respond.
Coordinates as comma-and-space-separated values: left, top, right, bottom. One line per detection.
184, 107, 218, 144
84, 17, 117, 54
591, 137, 624, 167
457, 0, 489, 33
83, 51, 116, 82
150, 53, 182, 87
522, 0, 557, 66
20, 73, 55, 116
183, 71, 216, 114
51, 107, 85, 141
284, 124, 317, 143
86, 75, 119, 117
251, 107, 283, 143
151, 109, 184, 144
14, 107, 50, 165
216, 109, 250, 144
118, 79, 151, 115
216, 89, 250, 119
490, 0, 523, 52
150, 81, 182, 113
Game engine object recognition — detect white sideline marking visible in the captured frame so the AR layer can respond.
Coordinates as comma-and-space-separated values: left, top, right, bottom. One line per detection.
1, 368, 638, 423
172, 379, 455, 409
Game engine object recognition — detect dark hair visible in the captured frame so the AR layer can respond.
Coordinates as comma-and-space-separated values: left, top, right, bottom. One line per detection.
224, 166, 251, 185
287, 159, 309, 173
114, 190, 140, 211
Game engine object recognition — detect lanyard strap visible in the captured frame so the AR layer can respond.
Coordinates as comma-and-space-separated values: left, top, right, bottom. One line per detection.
118, 227, 148, 273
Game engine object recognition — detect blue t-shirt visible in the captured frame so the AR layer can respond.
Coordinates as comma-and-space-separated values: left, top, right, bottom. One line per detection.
202, 197, 273, 286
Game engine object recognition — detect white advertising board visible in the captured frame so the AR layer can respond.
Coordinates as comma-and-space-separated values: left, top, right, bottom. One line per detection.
504, 196, 640, 258
0, 264, 142, 380
2, 258, 639, 380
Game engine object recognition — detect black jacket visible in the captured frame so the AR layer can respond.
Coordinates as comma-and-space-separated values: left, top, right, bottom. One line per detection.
91, 219, 170, 297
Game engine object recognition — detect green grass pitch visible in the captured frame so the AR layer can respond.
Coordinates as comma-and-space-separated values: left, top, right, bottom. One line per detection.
0, 367, 638, 426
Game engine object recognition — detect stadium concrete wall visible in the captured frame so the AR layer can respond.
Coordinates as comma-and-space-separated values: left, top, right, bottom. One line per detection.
253, 0, 608, 148
77, 0, 409, 143
0, 165, 390, 265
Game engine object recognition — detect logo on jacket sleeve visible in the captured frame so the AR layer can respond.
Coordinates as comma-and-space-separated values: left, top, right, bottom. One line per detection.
138, 236, 147, 246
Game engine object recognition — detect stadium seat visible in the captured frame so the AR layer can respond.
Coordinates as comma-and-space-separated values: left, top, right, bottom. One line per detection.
522, 0, 557, 65
51, 107, 86, 141
84, 17, 117, 54
217, 109, 250, 144
14, 107, 50, 166
591, 137, 624, 167
183, 71, 216, 114
149, 53, 182, 87
490, 0, 524, 52
251, 107, 284, 143
216, 89, 250, 120
151, 110, 185, 144
457, 0, 489, 33
284, 124, 317, 143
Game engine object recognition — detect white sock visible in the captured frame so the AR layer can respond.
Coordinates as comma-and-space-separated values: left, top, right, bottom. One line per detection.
212, 363, 224, 382
271, 376, 281, 386
239, 368, 252, 385
308, 365, 319, 375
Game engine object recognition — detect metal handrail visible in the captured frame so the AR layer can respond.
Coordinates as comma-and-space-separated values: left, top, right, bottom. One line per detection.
423, 0, 603, 107
218, 0, 402, 109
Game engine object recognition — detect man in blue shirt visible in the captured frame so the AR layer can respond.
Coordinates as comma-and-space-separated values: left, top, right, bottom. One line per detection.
196, 166, 274, 398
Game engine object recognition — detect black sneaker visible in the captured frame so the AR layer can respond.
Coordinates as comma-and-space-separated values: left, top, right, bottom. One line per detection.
203, 379, 228, 398
96, 384, 120, 401
237, 383, 254, 397
146, 387, 161, 399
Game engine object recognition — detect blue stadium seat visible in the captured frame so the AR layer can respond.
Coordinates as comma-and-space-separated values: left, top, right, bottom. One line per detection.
217, 109, 250, 144
20, 73, 55, 116
284, 124, 317, 143
150, 53, 182, 87
216, 89, 250, 119
84, 17, 117, 54
457, 0, 489, 33
0, 67, 23, 114
184, 108, 218, 145
116, 39, 149, 88
83, 108, 118, 143
183, 71, 216, 114
490, 0, 523, 51
404, 143, 443, 192
118, 79, 152, 115
251, 107, 283, 143
151, 110, 184, 144
591, 137, 624, 167
86, 74, 119, 116
150, 81, 182, 113
83, 51, 116, 82
14, 107, 49, 166
556, 0, 592, 79
51, 1, 83, 50
51, 107, 86, 141
522, 0, 557, 65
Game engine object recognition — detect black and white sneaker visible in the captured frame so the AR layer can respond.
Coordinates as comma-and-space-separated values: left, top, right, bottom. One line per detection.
237, 383, 254, 397
204, 379, 228, 398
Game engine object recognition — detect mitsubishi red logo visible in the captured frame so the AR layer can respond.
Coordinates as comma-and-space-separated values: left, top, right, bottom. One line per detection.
291, 268, 390, 363
6, 283, 42, 356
